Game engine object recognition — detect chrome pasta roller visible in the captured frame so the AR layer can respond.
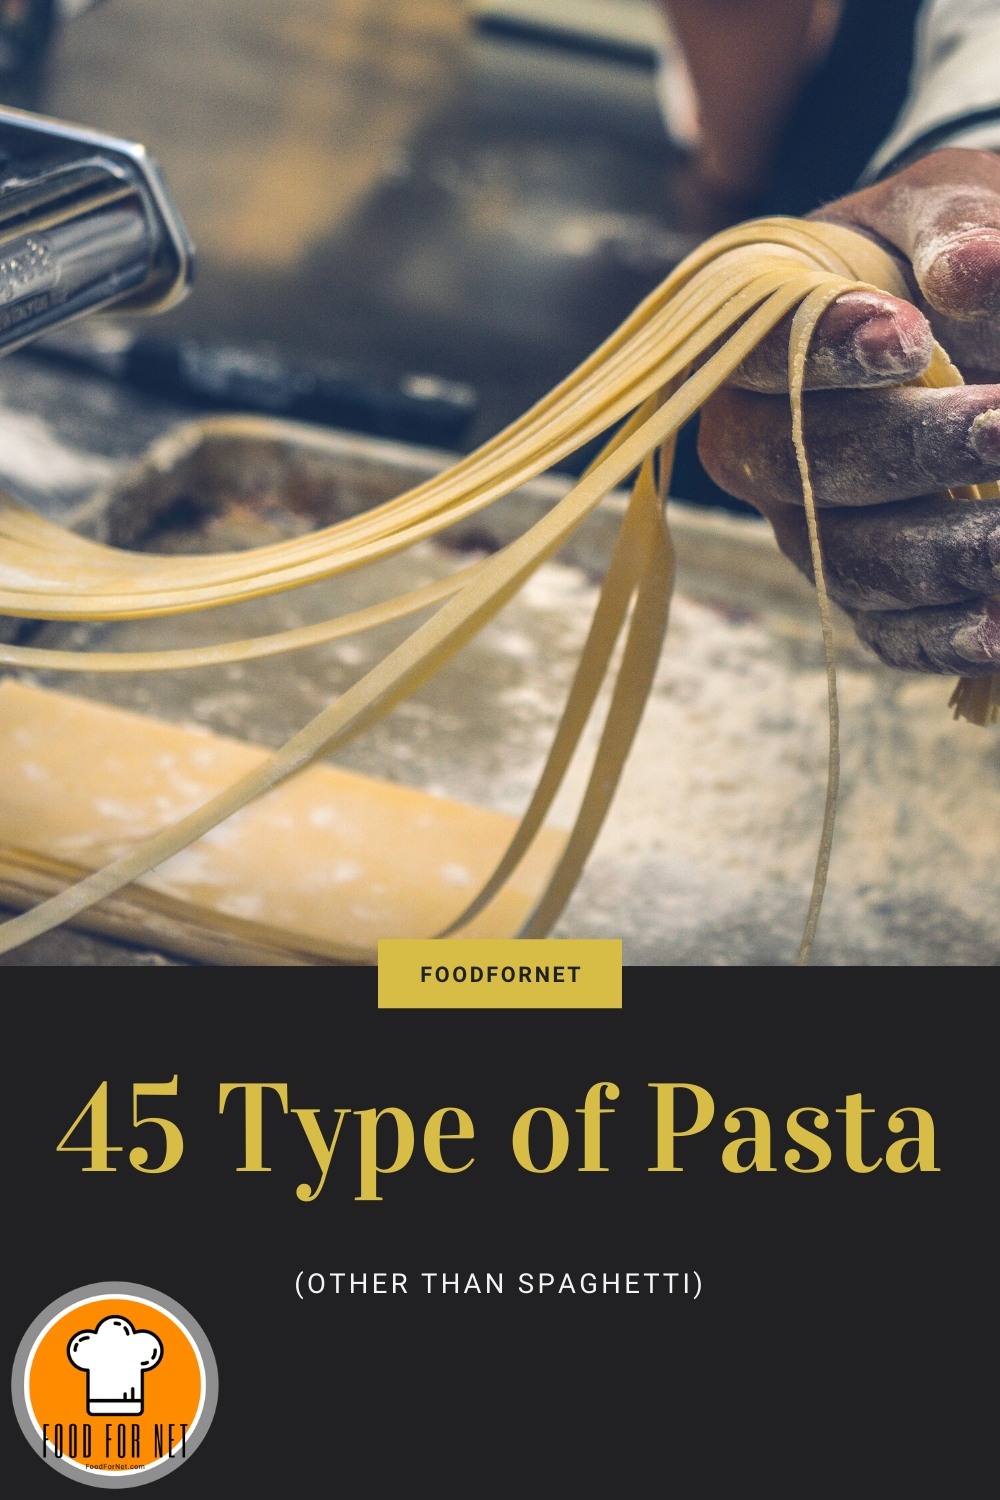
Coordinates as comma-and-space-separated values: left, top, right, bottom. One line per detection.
0, 103, 194, 356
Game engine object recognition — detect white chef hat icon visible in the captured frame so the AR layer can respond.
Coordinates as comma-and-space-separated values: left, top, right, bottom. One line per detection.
68, 1315, 163, 1415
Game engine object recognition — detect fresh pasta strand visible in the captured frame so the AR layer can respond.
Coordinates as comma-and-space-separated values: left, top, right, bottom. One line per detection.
0, 214, 995, 964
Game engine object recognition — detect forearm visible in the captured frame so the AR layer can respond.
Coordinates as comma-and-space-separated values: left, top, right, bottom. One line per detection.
659, 0, 835, 197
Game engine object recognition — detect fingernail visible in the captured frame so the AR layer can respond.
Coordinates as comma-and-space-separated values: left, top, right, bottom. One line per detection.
850, 311, 932, 378
951, 604, 1000, 664
919, 231, 1000, 319
969, 409, 1000, 462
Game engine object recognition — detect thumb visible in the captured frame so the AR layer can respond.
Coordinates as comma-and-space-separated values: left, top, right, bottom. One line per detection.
900, 153, 1000, 321
912, 212, 1000, 322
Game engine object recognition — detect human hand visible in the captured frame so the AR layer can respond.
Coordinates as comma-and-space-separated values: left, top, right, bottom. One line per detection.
697, 148, 1000, 677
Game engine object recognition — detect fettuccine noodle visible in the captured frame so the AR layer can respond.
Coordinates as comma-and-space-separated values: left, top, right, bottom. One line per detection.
0, 216, 996, 964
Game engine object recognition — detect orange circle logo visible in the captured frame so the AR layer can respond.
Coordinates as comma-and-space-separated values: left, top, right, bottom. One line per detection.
11, 1284, 217, 1486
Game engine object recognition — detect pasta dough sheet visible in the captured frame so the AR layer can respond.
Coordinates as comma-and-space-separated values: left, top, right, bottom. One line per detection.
0, 680, 568, 964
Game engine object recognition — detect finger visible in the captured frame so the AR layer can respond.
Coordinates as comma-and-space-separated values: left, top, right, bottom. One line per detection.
908, 160, 1000, 369
727, 290, 934, 393
847, 598, 1000, 676
698, 383, 1000, 507
912, 206, 1000, 324
759, 496, 1000, 610
838, 149, 1000, 323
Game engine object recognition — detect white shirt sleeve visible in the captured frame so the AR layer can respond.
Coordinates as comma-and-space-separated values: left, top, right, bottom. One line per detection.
861, 0, 1000, 182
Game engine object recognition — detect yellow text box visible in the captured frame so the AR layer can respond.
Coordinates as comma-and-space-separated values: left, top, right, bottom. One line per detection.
378, 939, 622, 1008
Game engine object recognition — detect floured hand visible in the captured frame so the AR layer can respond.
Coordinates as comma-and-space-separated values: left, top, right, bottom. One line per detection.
698, 148, 1000, 676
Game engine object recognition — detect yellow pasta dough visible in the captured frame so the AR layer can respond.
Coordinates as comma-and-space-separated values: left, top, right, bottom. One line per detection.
0, 679, 569, 964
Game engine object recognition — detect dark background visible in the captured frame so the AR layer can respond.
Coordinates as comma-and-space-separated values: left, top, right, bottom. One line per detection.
6, 988, 981, 1490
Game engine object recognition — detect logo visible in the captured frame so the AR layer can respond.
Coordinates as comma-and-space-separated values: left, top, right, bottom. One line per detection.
11, 1283, 218, 1487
